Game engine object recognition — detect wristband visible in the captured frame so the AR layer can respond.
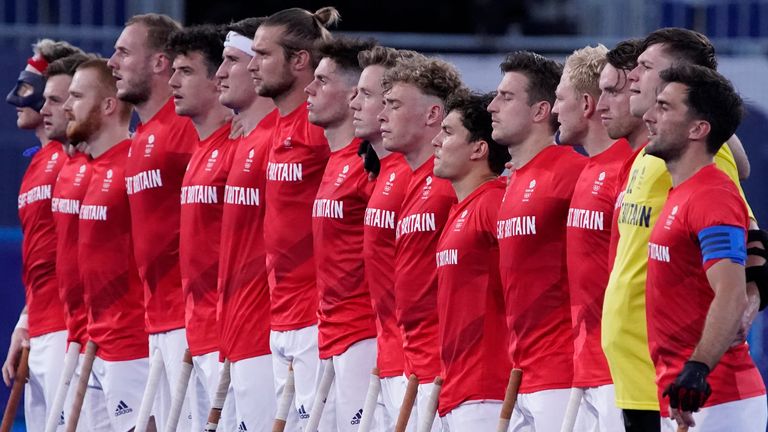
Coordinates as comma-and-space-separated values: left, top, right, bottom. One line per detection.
15, 313, 28, 330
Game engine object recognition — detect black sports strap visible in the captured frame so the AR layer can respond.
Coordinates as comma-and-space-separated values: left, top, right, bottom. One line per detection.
747, 229, 768, 310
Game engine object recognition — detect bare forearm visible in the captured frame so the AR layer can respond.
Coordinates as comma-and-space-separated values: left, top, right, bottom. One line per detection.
691, 288, 747, 369
726, 134, 750, 180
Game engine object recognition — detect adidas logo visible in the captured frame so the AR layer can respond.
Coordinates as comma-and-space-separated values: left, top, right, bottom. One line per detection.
58, 411, 64, 425
298, 404, 310, 419
238, 421, 248, 431
350, 408, 363, 425
114, 400, 133, 417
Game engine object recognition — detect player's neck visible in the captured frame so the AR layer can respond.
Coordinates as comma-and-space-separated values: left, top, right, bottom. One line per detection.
87, 123, 130, 158
581, 121, 615, 157
666, 144, 714, 187
627, 124, 648, 150
452, 169, 496, 202
324, 118, 357, 152
274, 77, 313, 116
508, 129, 554, 170
403, 130, 440, 170
33, 124, 47, 146
238, 97, 275, 135
135, 83, 173, 124
193, 104, 231, 141
368, 138, 390, 159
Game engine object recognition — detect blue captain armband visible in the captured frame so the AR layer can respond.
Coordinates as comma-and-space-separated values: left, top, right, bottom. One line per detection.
698, 225, 747, 266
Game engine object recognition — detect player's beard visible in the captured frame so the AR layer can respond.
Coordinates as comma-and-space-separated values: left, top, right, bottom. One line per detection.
257, 64, 295, 100
66, 104, 103, 145
118, 72, 152, 106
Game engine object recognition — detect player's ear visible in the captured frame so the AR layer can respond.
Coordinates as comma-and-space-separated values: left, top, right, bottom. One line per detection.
689, 120, 711, 143
152, 53, 171, 75
470, 139, 489, 161
290, 50, 311, 73
583, 93, 597, 119
425, 104, 443, 127
531, 100, 551, 124
102, 96, 118, 116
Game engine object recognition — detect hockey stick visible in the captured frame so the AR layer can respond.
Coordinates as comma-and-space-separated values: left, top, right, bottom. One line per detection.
417, 376, 443, 432
304, 358, 335, 432
394, 374, 419, 432
164, 349, 193, 431
204, 359, 231, 431
65, 341, 97, 432
44, 341, 81, 432
134, 348, 164, 432
497, 369, 523, 432
358, 367, 381, 432
0, 346, 30, 432
559, 387, 584, 432
272, 362, 295, 432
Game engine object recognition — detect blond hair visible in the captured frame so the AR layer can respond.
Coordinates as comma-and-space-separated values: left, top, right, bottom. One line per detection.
564, 44, 608, 99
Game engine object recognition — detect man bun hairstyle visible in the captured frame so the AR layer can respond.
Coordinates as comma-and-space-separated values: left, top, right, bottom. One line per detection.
659, 64, 742, 154
166, 24, 225, 78
263, 6, 340, 67
381, 56, 463, 104
446, 90, 509, 175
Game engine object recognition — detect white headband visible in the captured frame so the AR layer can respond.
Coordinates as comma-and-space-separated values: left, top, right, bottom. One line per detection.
224, 31, 255, 57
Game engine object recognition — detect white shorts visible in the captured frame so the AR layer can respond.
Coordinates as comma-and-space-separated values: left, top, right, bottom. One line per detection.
316, 338, 377, 432
508, 388, 570, 432
148, 328, 192, 431
270, 325, 321, 432
660, 394, 768, 432
190, 351, 235, 432
441, 401, 502, 432
88, 355, 148, 432
572, 384, 624, 432
377, 375, 408, 431
25, 330, 67, 432
231, 354, 276, 431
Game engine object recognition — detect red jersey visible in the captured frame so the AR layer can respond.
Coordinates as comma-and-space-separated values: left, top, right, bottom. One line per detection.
566, 139, 633, 387
179, 123, 236, 356
312, 139, 376, 358
436, 179, 511, 416
51, 152, 92, 346
647, 164, 765, 415
395, 156, 456, 382
219, 111, 278, 361
125, 99, 198, 334
79, 140, 148, 361
264, 103, 330, 330
363, 153, 411, 377
497, 145, 587, 393
18, 142, 66, 337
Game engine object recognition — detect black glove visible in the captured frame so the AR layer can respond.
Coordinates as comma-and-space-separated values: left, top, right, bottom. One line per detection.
663, 361, 712, 412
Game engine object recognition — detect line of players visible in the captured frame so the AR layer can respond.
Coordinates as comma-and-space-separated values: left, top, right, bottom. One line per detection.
3, 6, 768, 432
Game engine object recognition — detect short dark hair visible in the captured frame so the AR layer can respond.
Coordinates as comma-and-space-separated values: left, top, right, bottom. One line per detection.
126, 13, 182, 58
499, 51, 562, 132
46, 53, 95, 78
166, 25, 225, 77
263, 7, 340, 67
317, 37, 376, 80
606, 39, 642, 72
659, 64, 742, 154
227, 17, 266, 39
446, 90, 510, 175
640, 28, 717, 70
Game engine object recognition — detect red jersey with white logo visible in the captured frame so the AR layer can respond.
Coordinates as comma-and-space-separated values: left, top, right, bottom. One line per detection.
51, 152, 92, 346
126, 99, 198, 334
566, 138, 632, 387
363, 153, 411, 377
312, 139, 376, 358
219, 111, 278, 361
79, 140, 148, 361
436, 179, 511, 415
180, 123, 236, 356
18, 142, 66, 337
264, 103, 330, 330
646, 164, 765, 415
395, 156, 456, 381
497, 145, 586, 393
